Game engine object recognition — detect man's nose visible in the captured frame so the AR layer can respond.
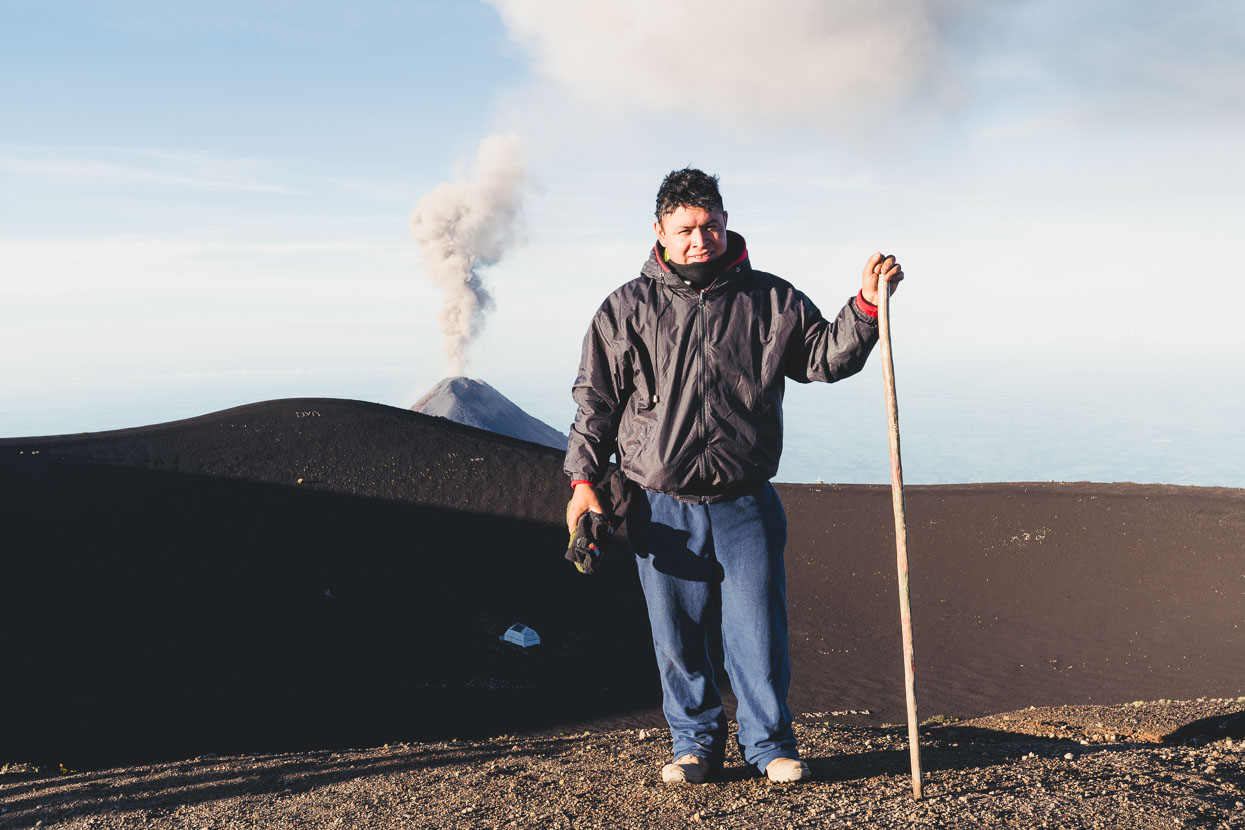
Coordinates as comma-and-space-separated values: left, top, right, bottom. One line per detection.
690, 228, 704, 248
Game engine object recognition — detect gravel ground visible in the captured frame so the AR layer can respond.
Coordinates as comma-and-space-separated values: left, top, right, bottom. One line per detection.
3, 698, 1243, 829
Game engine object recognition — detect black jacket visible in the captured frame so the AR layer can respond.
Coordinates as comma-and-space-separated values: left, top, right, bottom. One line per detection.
564, 231, 879, 503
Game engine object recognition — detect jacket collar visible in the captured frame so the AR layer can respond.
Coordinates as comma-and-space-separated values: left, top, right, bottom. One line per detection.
644, 230, 749, 295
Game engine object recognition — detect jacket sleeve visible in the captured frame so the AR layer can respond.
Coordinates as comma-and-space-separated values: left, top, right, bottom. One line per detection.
564, 308, 630, 484
786, 293, 879, 384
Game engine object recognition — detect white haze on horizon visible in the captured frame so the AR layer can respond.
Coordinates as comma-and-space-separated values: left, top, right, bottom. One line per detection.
409, 134, 526, 376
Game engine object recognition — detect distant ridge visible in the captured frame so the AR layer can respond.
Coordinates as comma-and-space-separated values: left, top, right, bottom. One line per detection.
412, 377, 567, 451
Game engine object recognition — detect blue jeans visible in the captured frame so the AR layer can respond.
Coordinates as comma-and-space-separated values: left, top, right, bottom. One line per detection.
629, 483, 797, 773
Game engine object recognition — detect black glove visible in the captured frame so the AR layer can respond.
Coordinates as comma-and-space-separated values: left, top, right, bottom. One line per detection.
565, 510, 613, 575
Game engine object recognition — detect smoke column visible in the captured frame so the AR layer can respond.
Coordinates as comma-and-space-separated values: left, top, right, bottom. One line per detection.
410, 134, 525, 375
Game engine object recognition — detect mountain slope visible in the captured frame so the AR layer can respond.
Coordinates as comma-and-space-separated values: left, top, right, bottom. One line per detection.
1, 399, 1242, 766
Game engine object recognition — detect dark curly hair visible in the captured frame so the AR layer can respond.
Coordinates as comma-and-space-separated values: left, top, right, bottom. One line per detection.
654, 167, 724, 220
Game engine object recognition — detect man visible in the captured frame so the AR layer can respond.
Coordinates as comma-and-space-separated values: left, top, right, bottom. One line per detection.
564, 168, 903, 784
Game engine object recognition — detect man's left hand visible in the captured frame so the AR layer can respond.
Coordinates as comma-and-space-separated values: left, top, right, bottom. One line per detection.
861, 252, 904, 306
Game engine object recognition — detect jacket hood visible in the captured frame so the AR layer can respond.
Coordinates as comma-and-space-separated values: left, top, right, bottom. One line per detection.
643, 230, 750, 294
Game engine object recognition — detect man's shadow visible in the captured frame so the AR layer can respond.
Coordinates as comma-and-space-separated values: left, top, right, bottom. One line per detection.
628, 516, 726, 584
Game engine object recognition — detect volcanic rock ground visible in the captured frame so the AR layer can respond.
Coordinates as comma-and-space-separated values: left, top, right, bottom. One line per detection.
1, 398, 1242, 828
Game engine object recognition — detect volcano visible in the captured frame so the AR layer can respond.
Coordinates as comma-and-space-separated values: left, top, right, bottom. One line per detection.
412, 376, 567, 451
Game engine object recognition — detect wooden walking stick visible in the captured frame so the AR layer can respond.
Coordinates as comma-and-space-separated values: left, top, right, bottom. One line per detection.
876, 269, 924, 799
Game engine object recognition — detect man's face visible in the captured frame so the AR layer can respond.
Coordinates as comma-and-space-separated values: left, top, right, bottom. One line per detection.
654, 205, 728, 265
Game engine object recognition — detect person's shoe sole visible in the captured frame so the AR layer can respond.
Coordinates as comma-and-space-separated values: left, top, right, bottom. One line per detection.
765, 757, 812, 783
661, 753, 711, 784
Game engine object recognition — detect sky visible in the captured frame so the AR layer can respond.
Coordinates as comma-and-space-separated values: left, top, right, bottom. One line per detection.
2, 0, 1242, 486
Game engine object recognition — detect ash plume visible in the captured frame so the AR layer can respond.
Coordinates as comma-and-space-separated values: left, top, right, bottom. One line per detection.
410, 135, 526, 375
487, 0, 978, 128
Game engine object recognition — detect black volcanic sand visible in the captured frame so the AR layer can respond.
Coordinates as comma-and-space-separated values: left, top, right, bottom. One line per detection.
2, 398, 1242, 772
0, 400, 656, 768
781, 480, 1245, 727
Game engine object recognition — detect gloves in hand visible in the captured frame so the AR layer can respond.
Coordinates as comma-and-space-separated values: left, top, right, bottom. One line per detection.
565, 510, 614, 575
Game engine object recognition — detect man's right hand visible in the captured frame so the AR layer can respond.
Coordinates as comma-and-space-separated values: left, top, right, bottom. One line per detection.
567, 482, 605, 534
860, 251, 904, 306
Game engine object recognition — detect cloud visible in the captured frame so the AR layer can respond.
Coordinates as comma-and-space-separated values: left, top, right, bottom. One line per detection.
971, 109, 1086, 142
0, 144, 304, 194
487, 1, 1245, 137
0, 233, 425, 314
485, 0, 978, 129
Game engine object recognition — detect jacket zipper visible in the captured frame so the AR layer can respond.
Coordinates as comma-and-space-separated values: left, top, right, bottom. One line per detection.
698, 289, 708, 483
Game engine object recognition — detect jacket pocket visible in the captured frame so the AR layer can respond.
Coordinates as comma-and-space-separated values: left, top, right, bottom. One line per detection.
619, 399, 657, 461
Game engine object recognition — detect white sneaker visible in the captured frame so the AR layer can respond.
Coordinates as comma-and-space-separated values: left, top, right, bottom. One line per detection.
765, 757, 812, 783
661, 754, 712, 784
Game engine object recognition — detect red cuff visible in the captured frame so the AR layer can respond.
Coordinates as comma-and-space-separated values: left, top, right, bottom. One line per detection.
855, 289, 878, 318
571, 479, 593, 489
